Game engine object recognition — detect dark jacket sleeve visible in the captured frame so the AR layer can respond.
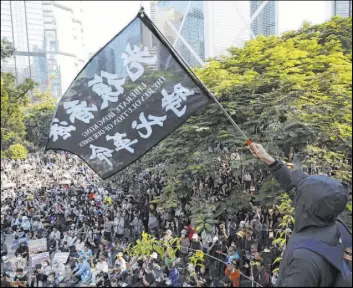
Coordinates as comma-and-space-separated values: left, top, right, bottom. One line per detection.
277, 248, 333, 287
268, 160, 295, 192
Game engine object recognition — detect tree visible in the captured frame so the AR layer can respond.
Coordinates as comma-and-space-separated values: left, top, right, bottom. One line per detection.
1, 37, 15, 61
1, 72, 36, 150
8, 143, 28, 160
24, 82, 57, 150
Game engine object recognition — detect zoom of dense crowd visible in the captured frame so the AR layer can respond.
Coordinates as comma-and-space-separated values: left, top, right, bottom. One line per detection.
1, 152, 291, 287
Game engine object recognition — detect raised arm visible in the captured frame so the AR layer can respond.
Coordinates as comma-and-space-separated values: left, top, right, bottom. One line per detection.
248, 143, 295, 192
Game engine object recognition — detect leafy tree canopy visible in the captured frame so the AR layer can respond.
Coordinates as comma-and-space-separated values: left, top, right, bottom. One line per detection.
1, 37, 15, 61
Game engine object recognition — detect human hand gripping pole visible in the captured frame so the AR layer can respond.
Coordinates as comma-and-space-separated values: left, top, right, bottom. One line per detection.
248, 142, 275, 165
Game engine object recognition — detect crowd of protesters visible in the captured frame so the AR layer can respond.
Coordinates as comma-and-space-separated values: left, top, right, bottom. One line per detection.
1, 147, 348, 287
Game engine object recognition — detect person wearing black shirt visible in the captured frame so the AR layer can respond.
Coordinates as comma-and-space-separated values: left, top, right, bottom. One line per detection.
96, 272, 112, 287
142, 264, 155, 287
14, 242, 29, 262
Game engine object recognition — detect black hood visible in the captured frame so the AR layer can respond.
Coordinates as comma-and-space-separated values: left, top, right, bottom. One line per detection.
290, 171, 347, 233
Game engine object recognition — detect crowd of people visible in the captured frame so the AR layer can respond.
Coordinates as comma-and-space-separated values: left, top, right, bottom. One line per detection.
1, 147, 350, 287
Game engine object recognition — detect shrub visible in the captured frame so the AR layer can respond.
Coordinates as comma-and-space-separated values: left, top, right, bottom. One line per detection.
8, 143, 28, 159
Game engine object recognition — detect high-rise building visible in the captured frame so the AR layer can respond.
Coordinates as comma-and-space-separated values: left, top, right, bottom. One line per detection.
155, 1, 278, 68
155, 1, 205, 68
0, 1, 85, 98
332, 1, 352, 17
1, 1, 47, 90
250, 0, 278, 36
150, 1, 157, 22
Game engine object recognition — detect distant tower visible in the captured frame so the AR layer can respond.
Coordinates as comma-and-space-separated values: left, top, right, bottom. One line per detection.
155, 1, 278, 68
332, 1, 352, 17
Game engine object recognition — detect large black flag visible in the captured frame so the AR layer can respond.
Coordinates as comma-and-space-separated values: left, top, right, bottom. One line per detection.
46, 9, 213, 180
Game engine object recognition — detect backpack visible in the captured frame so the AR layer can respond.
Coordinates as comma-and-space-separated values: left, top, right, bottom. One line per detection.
289, 219, 352, 287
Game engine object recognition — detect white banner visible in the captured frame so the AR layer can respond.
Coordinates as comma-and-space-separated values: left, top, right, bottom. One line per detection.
28, 238, 47, 254
31, 252, 50, 267
52, 252, 70, 264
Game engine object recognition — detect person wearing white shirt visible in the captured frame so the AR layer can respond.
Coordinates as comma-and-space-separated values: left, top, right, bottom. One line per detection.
41, 260, 53, 276
75, 238, 85, 252
36, 220, 44, 231
113, 213, 124, 239
50, 228, 61, 246
114, 252, 127, 280
52, 259, 66, 284
96, 194, 102, 202
91, 256, 109, 284
20, 216, 31, 233
62, 233, 74, 248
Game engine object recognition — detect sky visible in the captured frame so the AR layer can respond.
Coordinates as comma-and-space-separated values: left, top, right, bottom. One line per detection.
82, 1, 142, 56
82, 1, 333, 58
278, 1, 332, 34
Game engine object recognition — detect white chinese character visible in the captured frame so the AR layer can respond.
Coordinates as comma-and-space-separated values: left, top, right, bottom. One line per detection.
88, 71, 126, 110
132, 112, 167, 139
122, 43, 157, 82
49, 118, 76, 142
106, 132, 138, 153
161, 83, 195, 117
89, 144, 114, 167
63, 100, 98, 124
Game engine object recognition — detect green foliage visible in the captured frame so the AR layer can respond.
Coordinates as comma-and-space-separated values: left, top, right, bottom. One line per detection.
24, 90, 56, 149
1, 73, 36, 150
1, 150, 9, 159
151, 178, 182, 209
125, 232, 204, 281
271, 193, 295, 273
124, 232, 181, 262
188, 199, 219, 233
8, 143, 28, 160
1, 37, 15, 60
347, 202, 352, 212
1, 38, 37, 153
188, 250, 205, 278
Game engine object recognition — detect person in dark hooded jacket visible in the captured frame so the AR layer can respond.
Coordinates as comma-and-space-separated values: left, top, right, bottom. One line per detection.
249, 142, 349, 287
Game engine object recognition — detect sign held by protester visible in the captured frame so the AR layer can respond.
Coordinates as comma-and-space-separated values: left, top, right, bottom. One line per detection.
52, 252, 70, 264
46, 8, 212, 180
31, 252, 50, 267
28, 238, 47, 253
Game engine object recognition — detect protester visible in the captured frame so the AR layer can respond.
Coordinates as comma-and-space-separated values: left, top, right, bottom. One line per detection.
249, 142, 351, 287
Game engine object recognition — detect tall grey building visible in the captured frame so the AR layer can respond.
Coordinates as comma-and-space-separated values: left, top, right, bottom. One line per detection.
250, 0, 277, 36
0, 1, 85, 98
155, 1, 205, 68
332, 1, 352, 17
155, 1, 278, 68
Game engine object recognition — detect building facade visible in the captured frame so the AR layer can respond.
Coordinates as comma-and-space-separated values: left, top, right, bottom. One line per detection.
332, 1, 352, 17
250, 0, 277, 36
155, 1, 205, 68
0, 1, 85, 98
154, 1, 278, 67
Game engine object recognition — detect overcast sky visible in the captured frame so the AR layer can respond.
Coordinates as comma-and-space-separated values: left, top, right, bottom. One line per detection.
82, 1, 332, 57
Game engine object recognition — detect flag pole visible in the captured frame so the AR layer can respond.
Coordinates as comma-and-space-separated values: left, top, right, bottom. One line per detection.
138, 8, 252, 145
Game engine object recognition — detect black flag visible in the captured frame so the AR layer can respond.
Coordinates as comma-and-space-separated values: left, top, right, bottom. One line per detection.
46, 9, 213, 180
